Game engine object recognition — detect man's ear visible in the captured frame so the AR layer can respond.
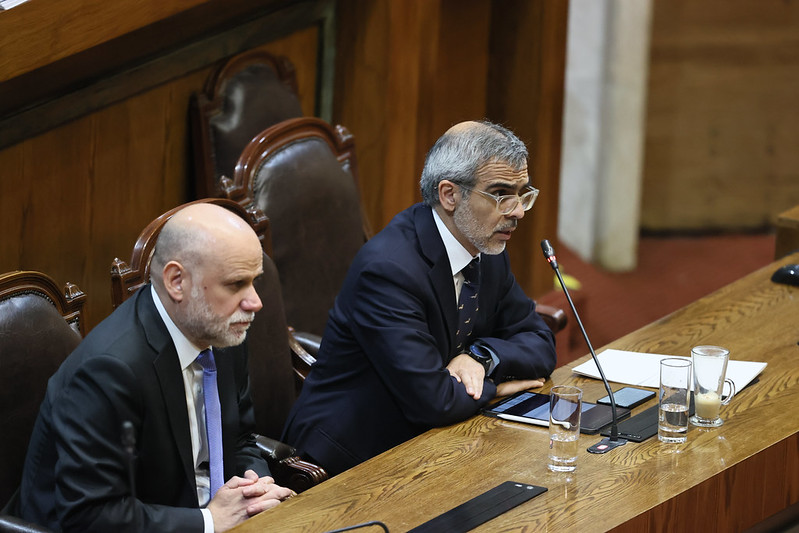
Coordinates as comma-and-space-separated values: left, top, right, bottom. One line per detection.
438, 180, 459, 213
162, 261, 186, 303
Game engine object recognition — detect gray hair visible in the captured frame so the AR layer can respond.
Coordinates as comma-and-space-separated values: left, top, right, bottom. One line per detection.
149, 219, 210, 289
420, 120, 529, 206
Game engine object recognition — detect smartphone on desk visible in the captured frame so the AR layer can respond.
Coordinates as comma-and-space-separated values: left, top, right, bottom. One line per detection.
596, 387, 655, 409
483, 391, 631, 434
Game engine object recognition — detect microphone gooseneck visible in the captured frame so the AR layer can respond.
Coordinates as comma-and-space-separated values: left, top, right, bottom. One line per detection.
540, 240, 627, 451
324, 521, 390, 533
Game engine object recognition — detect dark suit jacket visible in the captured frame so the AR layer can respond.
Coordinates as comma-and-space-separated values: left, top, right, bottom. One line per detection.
19, 286, 268, 532
282, 203, 556, 475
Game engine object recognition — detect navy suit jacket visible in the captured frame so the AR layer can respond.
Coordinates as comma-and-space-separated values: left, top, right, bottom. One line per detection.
282, 203, 556, 475
19, 286, 268, 532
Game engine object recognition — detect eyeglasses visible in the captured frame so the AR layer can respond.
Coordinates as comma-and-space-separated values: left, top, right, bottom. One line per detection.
458, 184, 539, 215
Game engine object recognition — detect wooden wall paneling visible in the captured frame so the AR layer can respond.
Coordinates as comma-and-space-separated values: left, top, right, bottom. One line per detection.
334, 0, 566, 296
261, 26, 321, 118
488, 0, 569, 298
334, 0, 493, 232
380, 0, 438, 227
0, 8, 326, 331
422, 0, 492, 167
333, 0, 391, 232
0, 0, 212, 84
0, 0, 333, 150
641, 0, 799, 232
2, 117, 95, 319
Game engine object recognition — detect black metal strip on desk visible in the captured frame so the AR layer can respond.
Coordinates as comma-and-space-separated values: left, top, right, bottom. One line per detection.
408, 481, 547, 533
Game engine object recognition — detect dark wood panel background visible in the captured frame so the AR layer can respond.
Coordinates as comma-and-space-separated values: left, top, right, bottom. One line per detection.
334, 0, 568, 299
0, 0, 568, 330
0, 28, 320, 329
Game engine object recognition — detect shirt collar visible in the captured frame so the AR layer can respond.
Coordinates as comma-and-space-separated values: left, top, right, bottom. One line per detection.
431, 207, 480, 276
150, 285, 207, 371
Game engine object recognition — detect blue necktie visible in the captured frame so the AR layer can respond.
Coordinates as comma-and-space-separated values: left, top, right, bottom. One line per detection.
197, 349, 224, 497
455, 258, 480, 353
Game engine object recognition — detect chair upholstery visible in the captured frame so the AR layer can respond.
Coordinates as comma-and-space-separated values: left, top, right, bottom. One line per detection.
191, 49, 304, 199
110, 198, 327, 492
0, 271, 85, 532
537, 304, 567, 334
224, 116, 372, 337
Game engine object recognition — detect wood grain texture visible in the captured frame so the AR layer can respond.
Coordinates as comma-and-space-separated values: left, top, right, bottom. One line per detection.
231, 252, 799, 532
641, 0, 799, 231
334, 0, 567, 299
0, 30, 318, 330
489, 0, 568, 298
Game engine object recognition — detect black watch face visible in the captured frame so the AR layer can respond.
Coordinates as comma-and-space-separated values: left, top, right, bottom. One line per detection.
469, 346, 491, 371
470, 344, 489, 359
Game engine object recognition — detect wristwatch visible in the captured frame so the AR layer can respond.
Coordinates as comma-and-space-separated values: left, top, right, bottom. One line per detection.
467, 342, 494, 374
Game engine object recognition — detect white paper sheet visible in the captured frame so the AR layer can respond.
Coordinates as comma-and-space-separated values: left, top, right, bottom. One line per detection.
572, 349, 767, 390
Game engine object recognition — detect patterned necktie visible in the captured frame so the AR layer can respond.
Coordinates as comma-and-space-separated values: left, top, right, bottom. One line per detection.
197, 348, 224, 497
455, 258, 480, 353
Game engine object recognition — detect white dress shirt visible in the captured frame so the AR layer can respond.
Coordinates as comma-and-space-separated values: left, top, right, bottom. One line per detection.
431, 209, 499, 373
431, 208, 479, 300
151, 286, 215, 533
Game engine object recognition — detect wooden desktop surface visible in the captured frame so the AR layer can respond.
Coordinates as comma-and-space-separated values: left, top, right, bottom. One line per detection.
234, 252, 799, 532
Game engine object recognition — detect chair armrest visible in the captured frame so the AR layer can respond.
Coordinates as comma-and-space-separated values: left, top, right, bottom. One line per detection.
287, 327, 319, 384
0, 515, 53, 533
254, 434, 329, 493
536, 304, 567, 334
255, 433, 297, 462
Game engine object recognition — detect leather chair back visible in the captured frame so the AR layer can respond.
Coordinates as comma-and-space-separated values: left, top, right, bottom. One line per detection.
0, 272, 85, 509
227, 117, 372, 336
192, 50, 303, 198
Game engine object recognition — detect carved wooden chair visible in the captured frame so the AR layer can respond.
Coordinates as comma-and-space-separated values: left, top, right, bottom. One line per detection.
221, 116, 372, 338
0, 271, 86, 532
110, 198, 326, 492
191, 49, 304, 199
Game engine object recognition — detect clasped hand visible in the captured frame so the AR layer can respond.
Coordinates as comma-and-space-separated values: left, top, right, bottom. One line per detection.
207, 470, 295, 531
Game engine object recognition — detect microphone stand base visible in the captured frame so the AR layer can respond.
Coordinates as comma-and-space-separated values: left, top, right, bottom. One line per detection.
587, 436, 628, 454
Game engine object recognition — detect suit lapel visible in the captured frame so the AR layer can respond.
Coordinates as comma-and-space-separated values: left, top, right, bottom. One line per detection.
138, 288, 198, 497
413, 205, 459, 359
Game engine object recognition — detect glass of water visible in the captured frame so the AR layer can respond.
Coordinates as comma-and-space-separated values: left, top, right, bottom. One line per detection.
658, 358, 692, 443
548, 385, 583, 472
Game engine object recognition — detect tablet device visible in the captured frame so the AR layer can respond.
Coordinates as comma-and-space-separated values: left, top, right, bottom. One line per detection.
483, 391, 632, 434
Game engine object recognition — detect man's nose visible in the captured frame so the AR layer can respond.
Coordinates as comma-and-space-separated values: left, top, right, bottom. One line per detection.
241, 285, 263, 313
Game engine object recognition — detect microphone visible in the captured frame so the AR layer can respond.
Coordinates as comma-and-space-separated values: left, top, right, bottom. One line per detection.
540, 239, 627, 453
121, 421, 137, 499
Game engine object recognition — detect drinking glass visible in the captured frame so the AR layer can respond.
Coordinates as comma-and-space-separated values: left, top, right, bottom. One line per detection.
548, 386, 582, 472
658, 358, 692, 443
690, 345, 736, 427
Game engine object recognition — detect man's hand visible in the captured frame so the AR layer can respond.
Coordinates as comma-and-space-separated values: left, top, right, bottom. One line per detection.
447, 354, 486, 400
207, 471, 294, 531
240, 470, 295, 517
495, 378, 545, 397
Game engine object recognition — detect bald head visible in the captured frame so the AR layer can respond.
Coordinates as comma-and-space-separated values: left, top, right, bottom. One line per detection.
151, 203, 261, 288
420, 120, 528, 206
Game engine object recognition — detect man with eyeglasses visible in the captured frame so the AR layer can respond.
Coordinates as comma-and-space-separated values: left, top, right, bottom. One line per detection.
282, 121, 557, 475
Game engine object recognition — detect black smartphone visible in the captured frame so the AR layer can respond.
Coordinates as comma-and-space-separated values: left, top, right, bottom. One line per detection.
596, 387, 655, 410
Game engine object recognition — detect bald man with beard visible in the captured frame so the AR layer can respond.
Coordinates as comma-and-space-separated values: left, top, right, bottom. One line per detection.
282, 121, 557, 475
19, 204, 293, 532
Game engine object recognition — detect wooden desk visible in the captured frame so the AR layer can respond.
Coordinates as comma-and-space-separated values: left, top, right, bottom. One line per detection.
235, 253, 799, 532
